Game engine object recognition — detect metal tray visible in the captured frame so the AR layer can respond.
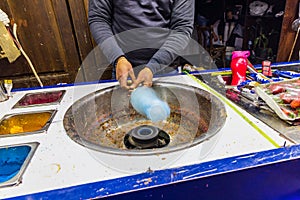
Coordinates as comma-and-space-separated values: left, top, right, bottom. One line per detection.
255, 79, 300, 121
0, 142, 39, 188
13, 90, 66, 108
0, 110, 57, 137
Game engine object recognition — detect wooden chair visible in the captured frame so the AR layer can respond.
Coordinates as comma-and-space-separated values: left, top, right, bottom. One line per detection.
196, 24, 226, 68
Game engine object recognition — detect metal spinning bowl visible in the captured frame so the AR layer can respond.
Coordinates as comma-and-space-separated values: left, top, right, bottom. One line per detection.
63, 81, 227, 156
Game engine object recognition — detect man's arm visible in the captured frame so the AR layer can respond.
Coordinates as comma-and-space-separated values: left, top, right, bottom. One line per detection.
146, 0, 194, 74
88, 0, 124, 65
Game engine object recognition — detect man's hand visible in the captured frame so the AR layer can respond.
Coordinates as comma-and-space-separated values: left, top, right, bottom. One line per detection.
116, 56, 136, 89
130, 67, 153, 89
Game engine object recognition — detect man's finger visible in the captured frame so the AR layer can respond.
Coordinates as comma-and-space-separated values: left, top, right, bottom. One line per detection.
128, 69, 136, 82
130, 76, 143, 89
143, 80, 152, 87
119, 75, 130, 89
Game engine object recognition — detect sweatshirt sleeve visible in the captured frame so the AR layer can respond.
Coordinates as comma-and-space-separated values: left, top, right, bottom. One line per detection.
146, 0, 194, 74
88, 0, 124, 65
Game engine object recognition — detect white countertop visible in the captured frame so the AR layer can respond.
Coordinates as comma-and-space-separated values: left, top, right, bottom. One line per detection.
0, 75, 290, 199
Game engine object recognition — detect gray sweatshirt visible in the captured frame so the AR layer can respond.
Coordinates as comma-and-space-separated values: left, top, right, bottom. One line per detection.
88, 0, 194, 74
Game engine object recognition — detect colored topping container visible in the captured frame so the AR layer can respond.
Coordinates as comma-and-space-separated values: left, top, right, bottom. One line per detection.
230, 51, 250, 86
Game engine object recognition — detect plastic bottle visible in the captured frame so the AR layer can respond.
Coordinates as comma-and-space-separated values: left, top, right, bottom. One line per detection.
4, 79, 12, 97
230, 51, 250, 86
130, 86, 170, 122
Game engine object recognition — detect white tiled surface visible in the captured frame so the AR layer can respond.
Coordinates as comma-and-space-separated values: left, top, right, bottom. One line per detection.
0, 75, 290, 199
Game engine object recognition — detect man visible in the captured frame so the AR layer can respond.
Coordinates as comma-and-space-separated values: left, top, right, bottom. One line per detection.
88, 0, 194, 89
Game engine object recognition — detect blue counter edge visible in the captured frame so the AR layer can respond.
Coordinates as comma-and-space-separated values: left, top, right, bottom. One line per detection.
7, 144, 300, 200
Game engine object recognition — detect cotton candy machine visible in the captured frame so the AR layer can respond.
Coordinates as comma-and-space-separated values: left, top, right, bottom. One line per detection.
63, 82, 227, 172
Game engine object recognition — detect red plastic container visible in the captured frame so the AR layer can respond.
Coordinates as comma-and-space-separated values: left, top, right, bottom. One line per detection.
230, 51, 250, 86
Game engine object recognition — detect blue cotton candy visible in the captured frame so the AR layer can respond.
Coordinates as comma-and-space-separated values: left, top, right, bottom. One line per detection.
130, 86, 170, 122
